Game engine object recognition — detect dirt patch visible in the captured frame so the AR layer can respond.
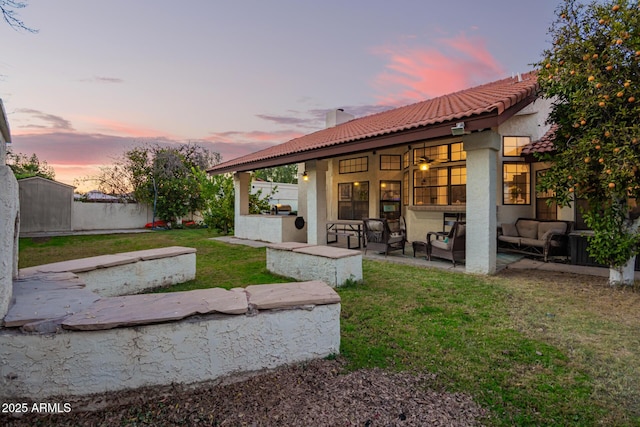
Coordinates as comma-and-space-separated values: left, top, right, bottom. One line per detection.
2, 359, 487, 426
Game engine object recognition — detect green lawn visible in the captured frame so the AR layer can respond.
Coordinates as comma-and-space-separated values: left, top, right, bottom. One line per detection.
18, 229, 640, 426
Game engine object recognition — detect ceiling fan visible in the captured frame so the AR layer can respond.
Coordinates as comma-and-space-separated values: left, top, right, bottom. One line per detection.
416, 156, 446, 171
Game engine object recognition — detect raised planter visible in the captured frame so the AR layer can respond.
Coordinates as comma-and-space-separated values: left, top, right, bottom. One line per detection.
266, 242, 363, 287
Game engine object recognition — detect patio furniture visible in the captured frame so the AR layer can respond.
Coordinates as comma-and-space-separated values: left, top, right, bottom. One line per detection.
497, 218, 573, 262
363, 217, 406, 256
326, 219, 364, 249
426, 221, 466, 266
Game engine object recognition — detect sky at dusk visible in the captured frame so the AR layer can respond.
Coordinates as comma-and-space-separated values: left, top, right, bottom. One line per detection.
1, 0, 561, 191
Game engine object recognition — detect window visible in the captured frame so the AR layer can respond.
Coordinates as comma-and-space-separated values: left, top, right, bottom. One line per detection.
413, 145, 448, 165
380, 181, 401, 219
414, 168, 448, 205
450, 166, 467, 205
536, 170, 557, 219
450, 142, 466, 161
503, 163, 530, 204
403, 151, 410, 169
380, 154, 401, 170
338, 181, 369, 219
402, 171, 409, 206
413, 167, 467, 206
503, 136, 531, 157
339, 157, 368, 174
410, 142, 467, 206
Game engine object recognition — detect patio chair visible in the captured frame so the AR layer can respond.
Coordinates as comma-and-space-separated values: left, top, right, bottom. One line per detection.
427, 221, 466, 267
363, 218, 406, 256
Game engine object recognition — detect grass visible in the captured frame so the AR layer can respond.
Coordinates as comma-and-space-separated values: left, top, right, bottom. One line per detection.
17, 229, 640, 426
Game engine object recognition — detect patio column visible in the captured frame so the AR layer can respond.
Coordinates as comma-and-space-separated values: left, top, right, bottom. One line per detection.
463, 130, 500, 274
234, 171, 250, 223
305, 160, 328, 245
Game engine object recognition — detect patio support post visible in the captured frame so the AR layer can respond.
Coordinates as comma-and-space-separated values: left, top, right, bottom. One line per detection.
234, 171, 251, 224
463, 130, 500, 274
305, 160, 328, 245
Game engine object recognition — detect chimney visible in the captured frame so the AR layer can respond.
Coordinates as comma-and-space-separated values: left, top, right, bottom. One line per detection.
326, 108, 354, 128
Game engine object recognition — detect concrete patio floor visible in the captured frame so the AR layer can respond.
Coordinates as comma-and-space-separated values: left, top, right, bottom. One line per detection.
214, 236, 640, 280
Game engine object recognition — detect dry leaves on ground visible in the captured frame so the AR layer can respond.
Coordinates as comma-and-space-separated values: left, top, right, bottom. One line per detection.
3, 358, 487, 426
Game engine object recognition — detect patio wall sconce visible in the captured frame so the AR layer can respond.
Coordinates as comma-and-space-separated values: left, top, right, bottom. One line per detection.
302, 171, 309, 181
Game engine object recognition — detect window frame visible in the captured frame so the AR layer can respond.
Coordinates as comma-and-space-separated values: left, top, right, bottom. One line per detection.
339, 156, 368, 174
502, 162, 531, 205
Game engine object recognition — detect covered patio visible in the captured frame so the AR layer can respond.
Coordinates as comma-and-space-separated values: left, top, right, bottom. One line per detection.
208, 72, 578, 276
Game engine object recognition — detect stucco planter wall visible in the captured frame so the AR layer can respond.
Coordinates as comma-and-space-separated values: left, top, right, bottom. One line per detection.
0, 303, 340, 399
267, 242, 362, 287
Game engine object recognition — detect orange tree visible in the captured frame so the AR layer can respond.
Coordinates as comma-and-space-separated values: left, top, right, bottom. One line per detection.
536, 0, 640, 280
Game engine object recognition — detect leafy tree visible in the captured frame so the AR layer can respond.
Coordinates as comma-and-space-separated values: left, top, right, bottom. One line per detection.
252, 164, 299, 184
6, 150, 55, 180
197, 171, 274, 234
91, 142, 220, 224
1, 0, 37, 32
536, 0, 640, 284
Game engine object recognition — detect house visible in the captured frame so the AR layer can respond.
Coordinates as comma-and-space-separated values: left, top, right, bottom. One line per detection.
208, 72, 575, 274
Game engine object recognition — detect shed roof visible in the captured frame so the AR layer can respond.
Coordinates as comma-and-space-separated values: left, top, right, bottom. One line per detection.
209, 72, 540, 174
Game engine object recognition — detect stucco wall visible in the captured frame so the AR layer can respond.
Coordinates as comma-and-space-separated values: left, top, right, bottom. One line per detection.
236, 214, 306, 243
0, 304, 341, 399
0, 166, 19, 319
72, 202, 152, 231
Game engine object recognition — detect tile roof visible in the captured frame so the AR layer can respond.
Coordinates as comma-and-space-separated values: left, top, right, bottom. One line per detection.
209, 72, 539, 174
521, 124, 557, 156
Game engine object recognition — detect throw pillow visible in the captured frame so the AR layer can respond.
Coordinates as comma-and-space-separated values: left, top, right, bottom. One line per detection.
501, 223, 519, 237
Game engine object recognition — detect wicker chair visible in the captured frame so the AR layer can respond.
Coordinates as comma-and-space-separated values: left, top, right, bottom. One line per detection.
427, 221, 466, 266
363, 218, 406, 256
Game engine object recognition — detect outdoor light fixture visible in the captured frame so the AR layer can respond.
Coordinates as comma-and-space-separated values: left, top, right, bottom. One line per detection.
302, 171, 309, 181
451, 121, 466, 136
419, 161, 429, 171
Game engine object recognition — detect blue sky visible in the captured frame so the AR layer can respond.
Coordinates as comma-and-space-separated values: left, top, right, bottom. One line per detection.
0, 0, 560, 189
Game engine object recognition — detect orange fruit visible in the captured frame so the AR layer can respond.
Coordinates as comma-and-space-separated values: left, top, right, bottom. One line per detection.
599, 158, 605, 163
629, 97, 636, 103
596, 83, 603, 89
616, 39, 623, 45
569, 187, 574, 193
617, 91, 625, 97
609, 182, 616, 188
612, 4, 620, 11
599, 101, 606, 107
585, 157, 591, 163
606, 65, 614, 71
588, 75, 595, 81
595, 145, 601, 149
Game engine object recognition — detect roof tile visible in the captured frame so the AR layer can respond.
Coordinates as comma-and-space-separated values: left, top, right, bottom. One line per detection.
210, 72, 539, 172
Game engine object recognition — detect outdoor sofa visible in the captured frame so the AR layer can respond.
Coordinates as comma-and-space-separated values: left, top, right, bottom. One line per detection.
498, 218, 573, 262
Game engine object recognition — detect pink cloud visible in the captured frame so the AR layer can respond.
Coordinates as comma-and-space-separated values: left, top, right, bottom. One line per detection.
371, 33, 506, 105
204, 129, 303, 145
87, 117, 180, 139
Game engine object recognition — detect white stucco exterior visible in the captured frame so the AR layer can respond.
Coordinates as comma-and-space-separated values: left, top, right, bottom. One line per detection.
235, 214, 306, 243
0, 99, 18, 319
0, 303, 341, 399
267, 243, 363, 287
19, 248, 197, 297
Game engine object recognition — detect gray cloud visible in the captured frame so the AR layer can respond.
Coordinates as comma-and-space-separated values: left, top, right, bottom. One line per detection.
79, 76, 124, 84
15, 108, 75, 131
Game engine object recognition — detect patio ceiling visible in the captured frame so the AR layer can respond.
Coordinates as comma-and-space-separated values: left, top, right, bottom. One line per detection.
208, 72, 540, 175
